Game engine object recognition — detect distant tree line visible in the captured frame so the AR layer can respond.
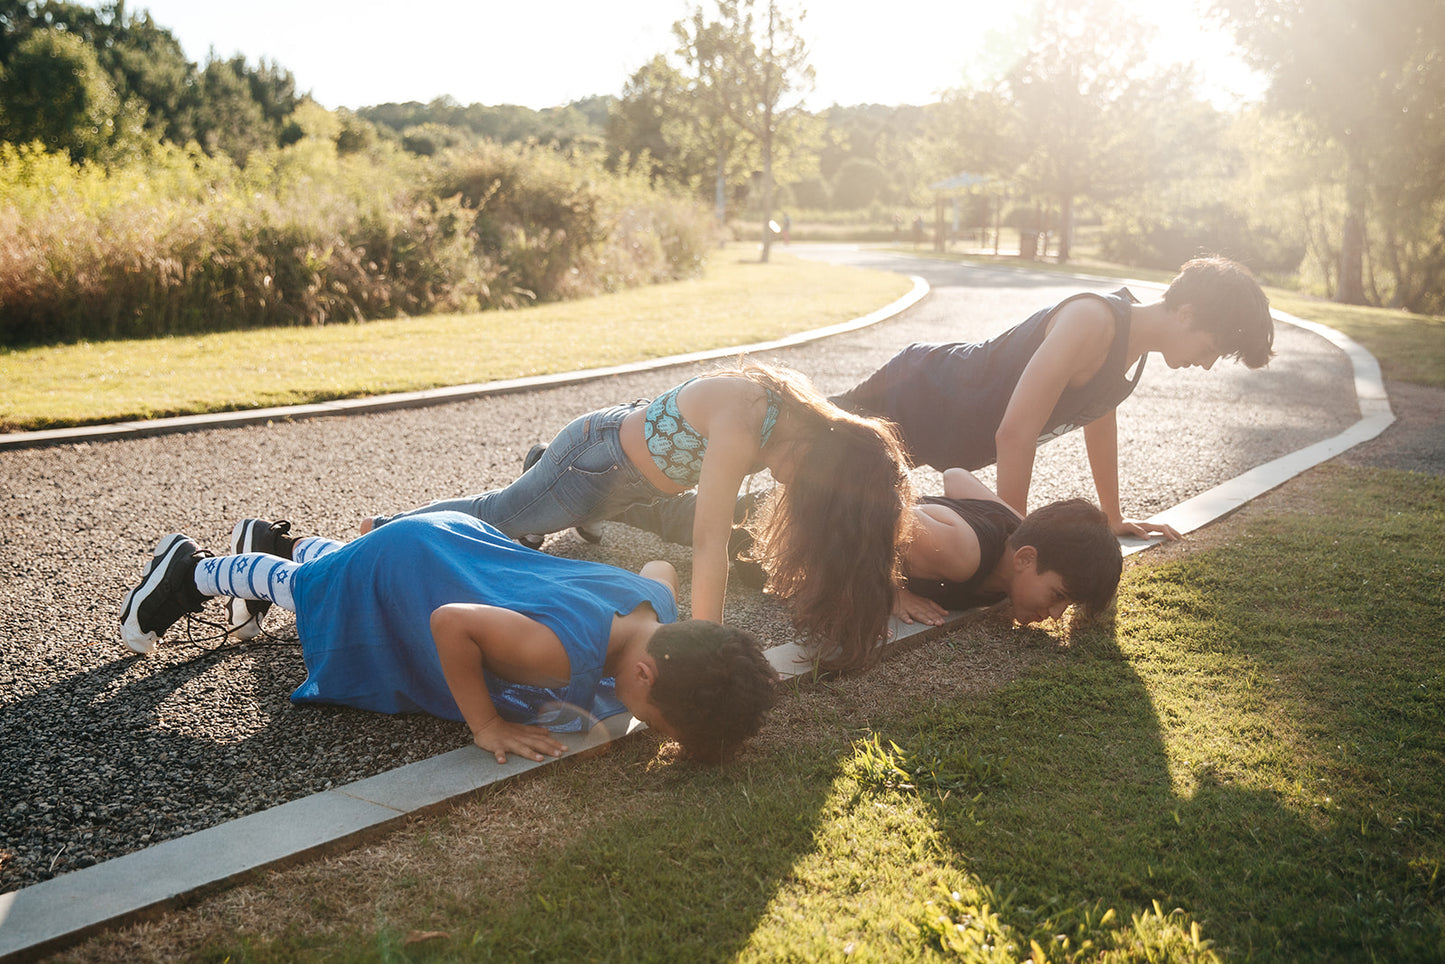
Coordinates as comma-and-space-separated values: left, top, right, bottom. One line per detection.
2, 0, 1442, 313
0, 0, 302, 163
358, 96, 611, 155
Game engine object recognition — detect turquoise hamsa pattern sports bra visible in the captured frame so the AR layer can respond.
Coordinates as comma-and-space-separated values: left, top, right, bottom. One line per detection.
643, 377, 779, 486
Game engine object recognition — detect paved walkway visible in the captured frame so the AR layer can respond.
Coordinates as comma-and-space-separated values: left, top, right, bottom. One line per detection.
0, 248, 1391, 959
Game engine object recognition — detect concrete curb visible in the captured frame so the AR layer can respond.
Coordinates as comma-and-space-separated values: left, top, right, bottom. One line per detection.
0, 275, 932, 961
0, 269, 1396, 961
0, 277, 930, 452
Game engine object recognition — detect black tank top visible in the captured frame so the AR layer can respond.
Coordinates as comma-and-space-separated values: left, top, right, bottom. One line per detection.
836, 289, 1146, 470
905, 497, 1020, 611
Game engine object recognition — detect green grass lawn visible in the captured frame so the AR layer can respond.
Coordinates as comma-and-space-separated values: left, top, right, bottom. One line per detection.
46, 249, 1445, 962
80, 464, 1442, 963
0, 249, 912, 432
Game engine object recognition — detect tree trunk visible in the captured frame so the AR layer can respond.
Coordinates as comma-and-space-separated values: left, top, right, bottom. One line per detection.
759, 112, 774, 264
1337, 150, 1368, 304
1058, 193, 1073, 263
715, 148, 727, 234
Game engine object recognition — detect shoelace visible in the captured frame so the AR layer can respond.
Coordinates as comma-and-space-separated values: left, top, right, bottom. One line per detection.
170, 604, 301, 656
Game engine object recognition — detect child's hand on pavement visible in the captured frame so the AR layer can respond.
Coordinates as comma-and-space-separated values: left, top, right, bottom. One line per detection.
892, 587, 948, 626
472, 718, 567, 764
1113, 517, 1181, 541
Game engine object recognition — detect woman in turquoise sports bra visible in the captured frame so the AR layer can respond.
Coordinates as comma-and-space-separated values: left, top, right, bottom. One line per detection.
364, 362, 914, 671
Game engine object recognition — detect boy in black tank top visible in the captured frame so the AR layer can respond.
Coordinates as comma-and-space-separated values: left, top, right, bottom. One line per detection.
897, 469, 1121, 627
838, 257, 1275, 541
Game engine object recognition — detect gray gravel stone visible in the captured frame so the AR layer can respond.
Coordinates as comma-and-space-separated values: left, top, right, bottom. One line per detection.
0, 247, 1362, 892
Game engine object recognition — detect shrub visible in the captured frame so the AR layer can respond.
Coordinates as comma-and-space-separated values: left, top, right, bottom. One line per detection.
0, 132, 714, 346
1098, 205, 1306, 277
436, 142, 715, 306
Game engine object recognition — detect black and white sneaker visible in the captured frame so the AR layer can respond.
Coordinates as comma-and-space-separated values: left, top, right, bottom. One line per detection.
728, 525, 767, 590
519, 442, 604, 545
226, 519, 294, 639
119, 534, 211, 654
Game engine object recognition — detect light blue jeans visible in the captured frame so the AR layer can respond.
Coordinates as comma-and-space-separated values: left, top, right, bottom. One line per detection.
372, 402, 669, 538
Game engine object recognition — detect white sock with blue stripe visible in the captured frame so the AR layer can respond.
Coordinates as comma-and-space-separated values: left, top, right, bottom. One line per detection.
292, 535, 343, 565
195, 554, 299, 613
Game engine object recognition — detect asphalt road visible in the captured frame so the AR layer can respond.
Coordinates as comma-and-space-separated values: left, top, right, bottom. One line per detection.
0, 247, 1361, 891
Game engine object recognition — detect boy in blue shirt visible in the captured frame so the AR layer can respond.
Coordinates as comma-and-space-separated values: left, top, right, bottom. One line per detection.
120, 513, 776, 765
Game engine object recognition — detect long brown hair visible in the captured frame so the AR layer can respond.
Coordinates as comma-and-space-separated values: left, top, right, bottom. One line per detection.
739, 362, 914, 673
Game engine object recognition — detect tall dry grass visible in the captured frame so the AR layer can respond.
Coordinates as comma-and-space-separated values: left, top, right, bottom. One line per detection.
0, 133, 717, 347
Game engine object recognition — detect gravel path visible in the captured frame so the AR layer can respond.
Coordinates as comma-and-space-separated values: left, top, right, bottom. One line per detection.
0, 247, 1361, 892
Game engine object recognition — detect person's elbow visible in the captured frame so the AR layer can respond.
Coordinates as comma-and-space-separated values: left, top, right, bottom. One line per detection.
430, 603, 469, 639
994, 419, 1034, 457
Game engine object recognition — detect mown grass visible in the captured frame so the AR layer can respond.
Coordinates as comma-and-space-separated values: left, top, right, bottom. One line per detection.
0, 250, 912, 432
75, 463, 1441, 963
34, 249, 1445, 962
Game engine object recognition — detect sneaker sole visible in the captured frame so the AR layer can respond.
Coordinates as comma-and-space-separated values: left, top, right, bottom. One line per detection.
119, 534, 191, 654
227, 520, 271, 640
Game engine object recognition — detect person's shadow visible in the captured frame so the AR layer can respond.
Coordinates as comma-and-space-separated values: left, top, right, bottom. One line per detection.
432, 613, 1435, 961
0, 627, 464, 891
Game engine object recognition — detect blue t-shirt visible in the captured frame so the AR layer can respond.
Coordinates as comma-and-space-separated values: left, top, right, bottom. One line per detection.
291, 512, 678, 731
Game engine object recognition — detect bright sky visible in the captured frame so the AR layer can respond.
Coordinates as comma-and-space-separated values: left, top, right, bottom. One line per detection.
121, 0, 1261, 111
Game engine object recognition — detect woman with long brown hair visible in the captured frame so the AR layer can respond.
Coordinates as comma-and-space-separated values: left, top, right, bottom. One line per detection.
271, 362, 912, 656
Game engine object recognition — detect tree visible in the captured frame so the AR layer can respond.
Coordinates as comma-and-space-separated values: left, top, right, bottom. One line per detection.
665, 12, 748, 223
831, 157, 887, 208
998, 0, 1172, 262
922, 87, 1018, 193
608, 55, 688, 182
1213, 0, 1445, 306
77, 3, 197, 144
0, 2, 306, 163
191, 55, 275, 162
819, 103, 935, 208
677, 0, 813, 262
1, 1, 197, 145
0, 27, 129, 162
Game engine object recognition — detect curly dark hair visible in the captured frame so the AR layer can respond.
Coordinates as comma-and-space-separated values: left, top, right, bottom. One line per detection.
749, 388, 915, 674
1009, 499, 1122, 616
647, 619, 778, 764
1164, 256, 1275, 369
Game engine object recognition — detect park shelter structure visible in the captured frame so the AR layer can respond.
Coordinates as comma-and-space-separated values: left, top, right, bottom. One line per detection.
929, 172, 1051, 259
929, 172, 995, 254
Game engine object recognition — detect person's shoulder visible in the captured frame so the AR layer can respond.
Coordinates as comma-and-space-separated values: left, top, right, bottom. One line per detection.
1047, 293, 1117, 341
691, 372, 772, 420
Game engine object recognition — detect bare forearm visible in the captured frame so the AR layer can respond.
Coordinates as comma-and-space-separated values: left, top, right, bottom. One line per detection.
993, 432, 1036, 516
689, 541, 729, 622
1083, 414, 1123, 523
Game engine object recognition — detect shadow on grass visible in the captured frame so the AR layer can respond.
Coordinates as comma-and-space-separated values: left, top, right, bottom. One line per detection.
874, 472, 1445, 961
433, 749, 840, 962
0, 627, 464, 892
